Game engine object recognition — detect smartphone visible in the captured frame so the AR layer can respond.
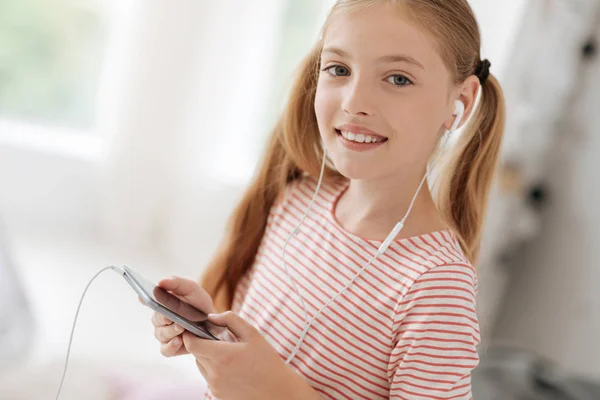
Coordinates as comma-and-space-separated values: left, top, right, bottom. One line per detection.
117, 265, 233, 341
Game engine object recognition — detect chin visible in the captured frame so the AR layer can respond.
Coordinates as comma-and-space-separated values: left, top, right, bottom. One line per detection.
328, 153, 378, 180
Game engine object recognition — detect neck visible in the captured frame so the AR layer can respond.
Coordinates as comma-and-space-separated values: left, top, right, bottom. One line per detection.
335, 170, 447, 241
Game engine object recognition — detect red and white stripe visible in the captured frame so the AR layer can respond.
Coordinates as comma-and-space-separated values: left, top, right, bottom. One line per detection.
205, 176, 480, 400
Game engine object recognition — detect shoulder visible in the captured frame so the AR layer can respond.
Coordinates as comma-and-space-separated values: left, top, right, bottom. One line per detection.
400, 260, 477, 304
394, 235, 478, 323
403, 232, 477, 300
392, 261, 481, 355
394, 260, 479, 337
412, 262, 477, 296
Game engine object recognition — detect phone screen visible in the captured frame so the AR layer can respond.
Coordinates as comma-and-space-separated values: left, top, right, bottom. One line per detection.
126, 267, 231, 340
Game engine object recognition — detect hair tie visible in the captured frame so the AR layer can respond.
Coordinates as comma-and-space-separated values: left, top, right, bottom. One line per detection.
474, 59, 491, 85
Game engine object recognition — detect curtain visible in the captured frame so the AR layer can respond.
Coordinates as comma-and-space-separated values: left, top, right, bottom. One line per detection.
96, 0, 288, 273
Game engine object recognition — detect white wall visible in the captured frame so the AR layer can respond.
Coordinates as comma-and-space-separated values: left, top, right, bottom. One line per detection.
0, 0, 286, 243
0, 0, 533, 324
0, 1, 527, 224
493, 24, 600, 379
0, 137, 101, 233
0, 1, 532, 341
469, 0, 528, 77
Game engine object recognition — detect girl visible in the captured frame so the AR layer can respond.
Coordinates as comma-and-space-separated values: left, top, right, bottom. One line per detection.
151, 0, 505, 399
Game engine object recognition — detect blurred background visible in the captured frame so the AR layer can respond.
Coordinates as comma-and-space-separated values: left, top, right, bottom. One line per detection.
0, 0, 599, 399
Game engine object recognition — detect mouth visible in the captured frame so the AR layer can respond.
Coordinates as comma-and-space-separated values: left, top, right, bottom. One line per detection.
334, 129, 388, 152
335, 129, 388, 143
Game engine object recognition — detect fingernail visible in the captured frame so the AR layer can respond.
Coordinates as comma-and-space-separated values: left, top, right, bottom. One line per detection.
173, 338, 180, 346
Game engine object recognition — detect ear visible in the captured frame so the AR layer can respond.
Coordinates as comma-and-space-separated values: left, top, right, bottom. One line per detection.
442, 75, 481, 132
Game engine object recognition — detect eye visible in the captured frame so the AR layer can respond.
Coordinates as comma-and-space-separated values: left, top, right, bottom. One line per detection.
322, 65, 350, 77
386, 74, 413, 87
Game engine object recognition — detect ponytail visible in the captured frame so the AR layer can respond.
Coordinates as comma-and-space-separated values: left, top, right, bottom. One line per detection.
438, 74, 506, 265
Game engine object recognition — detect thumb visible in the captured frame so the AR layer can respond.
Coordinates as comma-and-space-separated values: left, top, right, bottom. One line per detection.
158, 276, 215, 314
208, 311, 256, 342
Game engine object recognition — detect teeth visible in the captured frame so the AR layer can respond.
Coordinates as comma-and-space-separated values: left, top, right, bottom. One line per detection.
341, 131, 382, 144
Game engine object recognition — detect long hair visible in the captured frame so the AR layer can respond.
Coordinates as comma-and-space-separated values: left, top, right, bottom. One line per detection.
201, 0, 506, 310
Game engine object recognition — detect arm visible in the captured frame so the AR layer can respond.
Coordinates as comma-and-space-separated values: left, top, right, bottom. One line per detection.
275, 367, 324, 400
389, 263, 480, 399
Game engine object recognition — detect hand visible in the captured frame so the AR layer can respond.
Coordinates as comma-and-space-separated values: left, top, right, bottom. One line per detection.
147, 276, 215, 357
182, 311, 321, 400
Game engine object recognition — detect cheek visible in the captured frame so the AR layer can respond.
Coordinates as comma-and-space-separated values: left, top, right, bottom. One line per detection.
314, 84, 337, 134
386, 99, 426, 132
384, 102, 442, 164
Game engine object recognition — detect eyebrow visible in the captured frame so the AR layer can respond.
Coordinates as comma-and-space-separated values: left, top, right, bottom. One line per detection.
322, 46, 425, 70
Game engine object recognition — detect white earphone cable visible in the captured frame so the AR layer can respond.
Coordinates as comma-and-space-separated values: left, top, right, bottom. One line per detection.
283, 107, 460, 365
55, 265, 121, 400
281, 149, 329, 329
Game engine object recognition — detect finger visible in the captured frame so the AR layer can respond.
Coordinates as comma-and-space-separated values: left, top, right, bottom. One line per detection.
155, 323, 185, 343
182, 331, 226, 360
160, 336, 183, 358
208, 311, 256, 342
151, 312, 173, 327
157, 277, 215, 313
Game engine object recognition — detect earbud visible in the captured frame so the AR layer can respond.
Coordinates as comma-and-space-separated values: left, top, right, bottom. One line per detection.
454, 99, 465, 116
450, 100, 465, 134
442, 100, 465, 140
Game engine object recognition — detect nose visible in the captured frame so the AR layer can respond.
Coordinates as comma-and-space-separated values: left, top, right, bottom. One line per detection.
341, 75, 376, 117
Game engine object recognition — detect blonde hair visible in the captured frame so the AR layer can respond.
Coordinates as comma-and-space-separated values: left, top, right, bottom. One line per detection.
201, 0, 506, 311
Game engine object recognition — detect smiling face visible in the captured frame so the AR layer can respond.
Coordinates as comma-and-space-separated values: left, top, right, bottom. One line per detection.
315, 1, 456, 181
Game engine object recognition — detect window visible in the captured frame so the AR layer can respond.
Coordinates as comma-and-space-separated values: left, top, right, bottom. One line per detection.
215, 0, 331, 184
260, 0, 330, 144
0, 0, 111, 130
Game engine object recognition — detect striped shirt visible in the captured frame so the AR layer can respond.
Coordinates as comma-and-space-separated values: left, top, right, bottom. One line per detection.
205, 176, 480, 399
